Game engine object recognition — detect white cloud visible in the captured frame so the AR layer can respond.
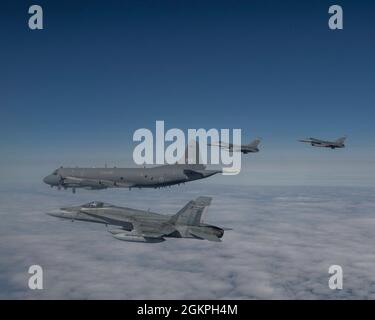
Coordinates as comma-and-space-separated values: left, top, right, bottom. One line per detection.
0, 183, 374, 299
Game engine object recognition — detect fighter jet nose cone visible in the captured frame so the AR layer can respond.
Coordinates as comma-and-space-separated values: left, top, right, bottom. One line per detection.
47, 209, 71, 218
46, 210, 60, 217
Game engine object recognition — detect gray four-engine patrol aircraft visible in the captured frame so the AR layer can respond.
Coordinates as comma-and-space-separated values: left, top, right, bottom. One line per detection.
43, 142, 221, 193
208, 138, 261, 154
43, 164, 221, 193
47, 197, 227, 243
298, 136, 347, 149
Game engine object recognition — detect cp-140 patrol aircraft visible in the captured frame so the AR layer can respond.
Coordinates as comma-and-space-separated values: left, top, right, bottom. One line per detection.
43, 142, 221, 193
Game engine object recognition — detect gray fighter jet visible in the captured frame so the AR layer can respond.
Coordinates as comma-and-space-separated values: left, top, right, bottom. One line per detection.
208, 138, 261, 154
298, 136, 347, 149
47, 197, 226, 243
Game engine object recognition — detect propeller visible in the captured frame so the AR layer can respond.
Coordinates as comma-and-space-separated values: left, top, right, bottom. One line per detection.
56, 175, 64, 190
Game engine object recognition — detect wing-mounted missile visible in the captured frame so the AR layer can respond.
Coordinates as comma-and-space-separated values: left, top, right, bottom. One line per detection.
107, 226, 133, 234
112, 232, 165, 243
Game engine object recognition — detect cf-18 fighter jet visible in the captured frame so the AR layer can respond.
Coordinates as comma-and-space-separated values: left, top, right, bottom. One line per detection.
43, 142, 221, 193
209, 138, 261, 154
47, 197, 227, 243
298, 136, 347, 149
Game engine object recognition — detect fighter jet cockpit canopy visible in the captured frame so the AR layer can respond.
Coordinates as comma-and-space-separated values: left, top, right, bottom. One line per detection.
82, 201, 112, 208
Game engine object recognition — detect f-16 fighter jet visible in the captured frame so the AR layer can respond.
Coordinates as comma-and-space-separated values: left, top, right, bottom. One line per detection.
47, 197, 227, 243
298, 136, 347, 149
208, 138, 261, 154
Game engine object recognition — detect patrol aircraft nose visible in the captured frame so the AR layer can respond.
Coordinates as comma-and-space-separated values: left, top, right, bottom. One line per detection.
43, 174, 59, 186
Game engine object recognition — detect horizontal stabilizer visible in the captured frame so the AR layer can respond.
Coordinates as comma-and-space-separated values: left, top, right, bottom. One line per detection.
222, 168, 240, 175
183, 169, 204, 178
184, 169, 221, 179
189, 229, 221, 242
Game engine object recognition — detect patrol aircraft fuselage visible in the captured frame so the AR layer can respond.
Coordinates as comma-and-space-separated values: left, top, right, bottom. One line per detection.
43, 164, 221, 193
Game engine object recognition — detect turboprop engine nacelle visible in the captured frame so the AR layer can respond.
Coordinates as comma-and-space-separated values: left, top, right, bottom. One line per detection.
112, 232, 165, 243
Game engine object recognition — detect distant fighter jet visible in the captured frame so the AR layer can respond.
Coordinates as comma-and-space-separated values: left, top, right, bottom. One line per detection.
298, 136, 347, 149
43, 142, 221, 193
47, 197, 227, 243
209, 138, 261, 154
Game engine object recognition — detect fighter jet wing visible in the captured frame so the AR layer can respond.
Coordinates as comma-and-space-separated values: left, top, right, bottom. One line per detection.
208, 141, 232, 149
80, 209, 167, 240
80, 209, 136, 227
109, 223, 166, 242
131, 221, 169, 238
298, 138, 324, 144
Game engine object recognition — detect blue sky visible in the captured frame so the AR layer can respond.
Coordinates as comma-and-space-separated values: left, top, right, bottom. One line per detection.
1, 2, 375, 300
1, 0, 375, 185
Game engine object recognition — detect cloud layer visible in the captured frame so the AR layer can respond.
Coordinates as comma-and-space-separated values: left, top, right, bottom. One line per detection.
0, 182, 374, 299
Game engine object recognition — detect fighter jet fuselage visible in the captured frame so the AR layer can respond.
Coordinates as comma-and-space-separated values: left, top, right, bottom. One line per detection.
298, 136, 347, 149
47, 197, 225, 243
43, 164, 221, 193
209, 138, 261, 154
239, 145, 260, 154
